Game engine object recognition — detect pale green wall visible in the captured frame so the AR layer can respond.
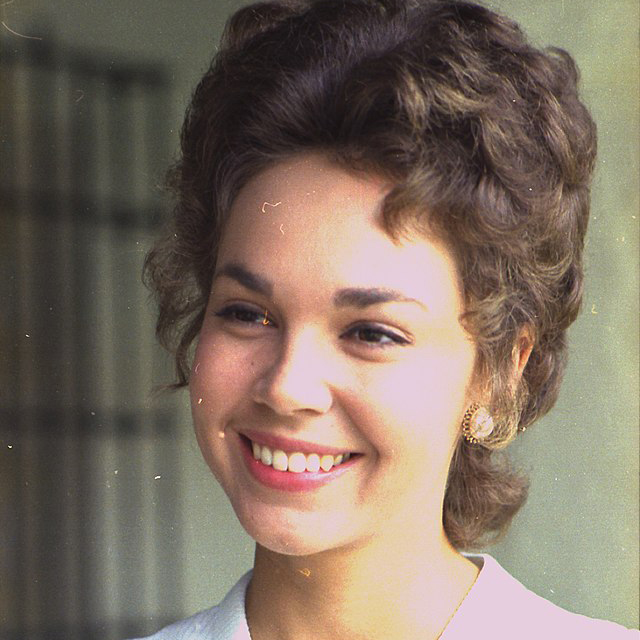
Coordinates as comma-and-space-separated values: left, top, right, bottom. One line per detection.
8, 0, 637, 629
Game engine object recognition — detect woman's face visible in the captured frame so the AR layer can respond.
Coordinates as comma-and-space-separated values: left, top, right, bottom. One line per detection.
191, 153, 477, 556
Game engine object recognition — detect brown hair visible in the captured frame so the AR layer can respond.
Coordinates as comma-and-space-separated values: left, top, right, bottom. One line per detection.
144, 0, 597, 550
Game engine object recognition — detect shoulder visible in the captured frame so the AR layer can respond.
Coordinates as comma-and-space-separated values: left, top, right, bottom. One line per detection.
128, 571, 252, 640
444, 554, 639, 639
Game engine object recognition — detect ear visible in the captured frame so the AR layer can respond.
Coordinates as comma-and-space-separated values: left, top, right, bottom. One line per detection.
513, 325, 534, 381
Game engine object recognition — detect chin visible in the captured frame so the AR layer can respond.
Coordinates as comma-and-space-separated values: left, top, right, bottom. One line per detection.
252, 529, 324, 557
232, 499, 360, 557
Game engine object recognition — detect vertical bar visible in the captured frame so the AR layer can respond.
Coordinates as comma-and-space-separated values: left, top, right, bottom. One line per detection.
26, 36, 81, 640
0, 40, 24, 640
67, 53, 102, 640
14, 37, 42, 640
107, 66, 148, 640
55, 48, 83, 640
144, 76, 185, 627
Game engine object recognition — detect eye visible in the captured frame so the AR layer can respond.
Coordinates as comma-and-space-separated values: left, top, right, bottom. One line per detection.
343, 324, 410, 348
215, 304, 275, 327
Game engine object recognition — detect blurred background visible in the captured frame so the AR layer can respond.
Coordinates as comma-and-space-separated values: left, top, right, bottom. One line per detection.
0, 0, 638, 638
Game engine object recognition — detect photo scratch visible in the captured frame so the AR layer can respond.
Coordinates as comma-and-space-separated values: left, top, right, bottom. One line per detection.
261, 201, 282, 213
1, 21, 43, 40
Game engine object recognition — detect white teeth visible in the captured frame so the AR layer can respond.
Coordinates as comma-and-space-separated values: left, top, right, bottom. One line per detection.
250, 440, 352, 473
288, 452, 307, 473
260, 446, 273, 466
319, 454, 334, 472
272, 449, 288, 472
305, 453, 321, 473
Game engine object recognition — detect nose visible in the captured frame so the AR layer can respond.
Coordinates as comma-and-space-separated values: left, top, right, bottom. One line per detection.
251, 328, 334, 416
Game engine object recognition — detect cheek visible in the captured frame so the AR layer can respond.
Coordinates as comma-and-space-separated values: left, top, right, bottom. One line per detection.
190, 332, 251, 431
354, 340, 475, 455
189, 332, 257, 485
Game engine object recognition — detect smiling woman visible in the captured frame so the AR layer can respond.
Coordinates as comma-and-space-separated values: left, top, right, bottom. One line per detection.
191, 154, 479, 564
134, 0, 637, 638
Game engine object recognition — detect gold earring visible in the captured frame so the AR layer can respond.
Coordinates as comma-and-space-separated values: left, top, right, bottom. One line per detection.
462, 403, 495, 444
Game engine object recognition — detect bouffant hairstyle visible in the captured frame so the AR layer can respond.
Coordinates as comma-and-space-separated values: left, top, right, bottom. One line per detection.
144, 0, 597, 549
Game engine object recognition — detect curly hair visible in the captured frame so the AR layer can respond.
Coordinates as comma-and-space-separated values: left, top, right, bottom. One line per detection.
144, 0, 597, 550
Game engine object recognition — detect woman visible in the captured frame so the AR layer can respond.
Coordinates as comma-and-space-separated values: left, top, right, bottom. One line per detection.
136, 0, 637, 638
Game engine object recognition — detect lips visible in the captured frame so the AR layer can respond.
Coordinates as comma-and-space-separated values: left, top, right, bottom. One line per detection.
238, 431, 361, 492
241, 429, 356, 457
250, 438, 352, 473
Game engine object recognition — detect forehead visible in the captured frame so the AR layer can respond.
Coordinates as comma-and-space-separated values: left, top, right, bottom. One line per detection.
217, 153, 464, 317
226, 152, 388, 234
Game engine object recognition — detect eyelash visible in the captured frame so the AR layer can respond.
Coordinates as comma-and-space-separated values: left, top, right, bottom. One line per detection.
214, 304, 410, 349
215, 305, 272, 326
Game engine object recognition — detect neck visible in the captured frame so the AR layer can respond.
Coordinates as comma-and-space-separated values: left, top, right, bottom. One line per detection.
245, 527, 480, 640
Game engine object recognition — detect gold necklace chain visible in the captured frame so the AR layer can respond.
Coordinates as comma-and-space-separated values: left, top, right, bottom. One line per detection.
435, 566, 480, 639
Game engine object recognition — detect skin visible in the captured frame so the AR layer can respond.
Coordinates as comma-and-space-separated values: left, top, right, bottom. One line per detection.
190, 152, 531, 640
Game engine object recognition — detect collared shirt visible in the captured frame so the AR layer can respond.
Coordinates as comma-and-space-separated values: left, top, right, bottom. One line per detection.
132, 554, 638, 639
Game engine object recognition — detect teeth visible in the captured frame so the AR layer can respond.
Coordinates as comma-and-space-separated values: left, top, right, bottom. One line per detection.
272, 450, 289, 472
250, 441, 352, 473
288, 452, 307, 473
320, 455, 334, 472
305, 453, 320, 473
260, 446, 273, 467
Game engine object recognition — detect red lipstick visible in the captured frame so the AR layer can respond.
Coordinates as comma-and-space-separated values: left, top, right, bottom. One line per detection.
238, 434, 358, 492
241, 429, 355, 456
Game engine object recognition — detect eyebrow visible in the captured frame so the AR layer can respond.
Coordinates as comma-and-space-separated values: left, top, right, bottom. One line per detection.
214, 262, 273, 297
333, 288, 426, 310
213, 262, 427, 310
